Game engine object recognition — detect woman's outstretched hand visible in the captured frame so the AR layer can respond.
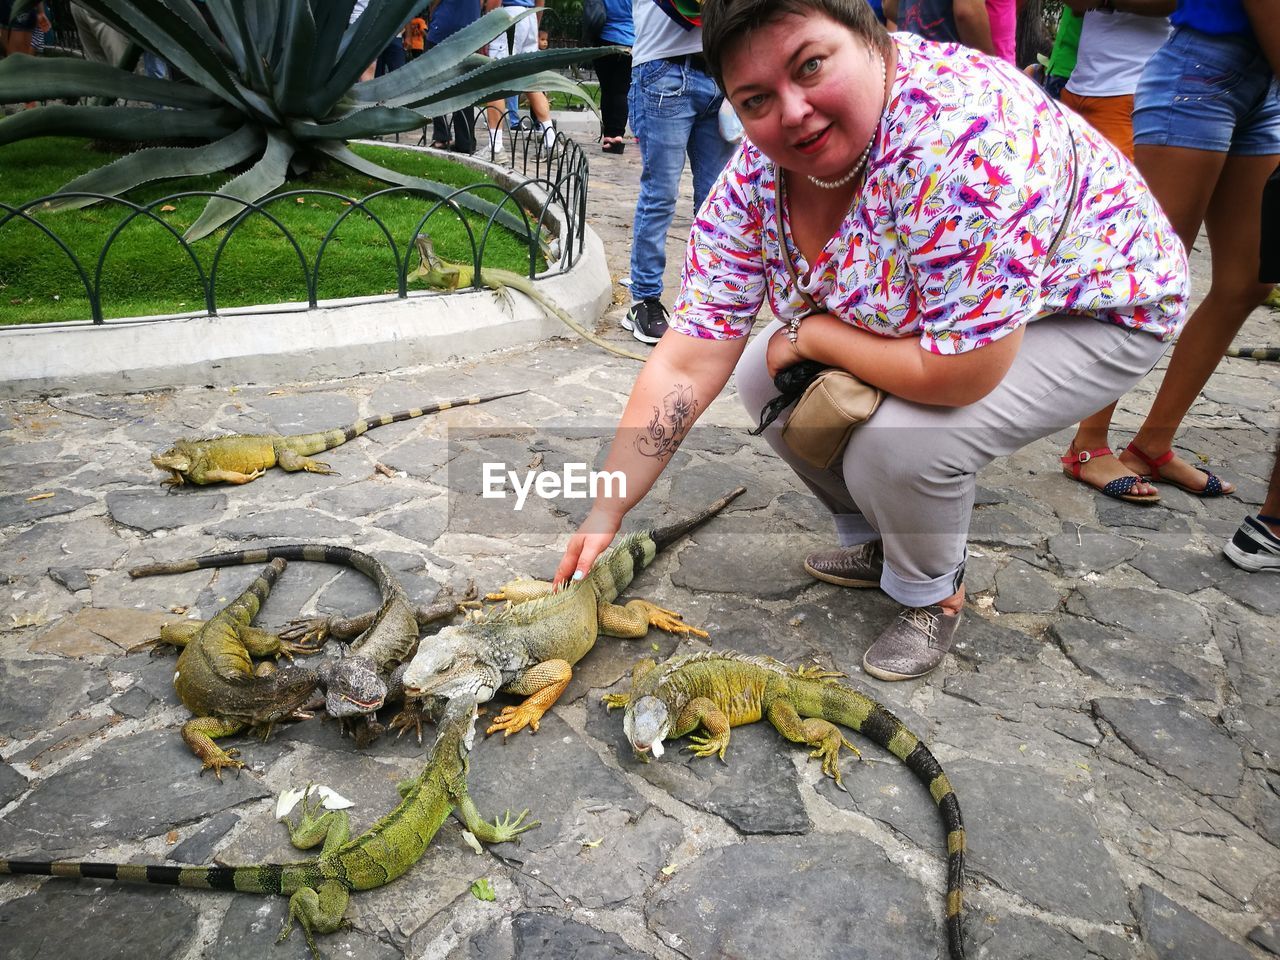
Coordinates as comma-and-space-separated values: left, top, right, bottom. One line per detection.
554, 507, 623, 587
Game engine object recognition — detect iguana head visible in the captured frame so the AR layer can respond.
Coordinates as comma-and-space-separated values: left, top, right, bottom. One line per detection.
401, 625, 503, 701
317, 654, 387, 718
623, 695, 671, 759
151, 440, 195, 481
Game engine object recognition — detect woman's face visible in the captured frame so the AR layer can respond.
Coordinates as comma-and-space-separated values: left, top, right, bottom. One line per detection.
722, 11, 883, 181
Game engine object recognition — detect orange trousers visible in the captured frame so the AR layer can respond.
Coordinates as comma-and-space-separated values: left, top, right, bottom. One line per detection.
1060, 89, 1136, 160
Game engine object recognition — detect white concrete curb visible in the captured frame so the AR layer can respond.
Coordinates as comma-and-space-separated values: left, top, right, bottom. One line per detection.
0, 146, 612, 399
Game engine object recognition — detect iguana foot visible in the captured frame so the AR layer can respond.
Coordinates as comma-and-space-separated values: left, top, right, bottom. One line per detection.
601, 692, 630, 711
199, 748, 245, 781
647, 605, 710, 639
388, 700, 432, 746
485, 704, 545, 737
489, 808, 539, 842
278, 616, 333, 651
810, 736, 861, 787
685, 733, 730, 761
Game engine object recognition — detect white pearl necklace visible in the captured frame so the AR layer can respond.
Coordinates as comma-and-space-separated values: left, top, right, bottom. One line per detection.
807, 52, 885, 191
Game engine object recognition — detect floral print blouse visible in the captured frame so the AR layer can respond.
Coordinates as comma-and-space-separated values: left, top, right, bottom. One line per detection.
670, 32, 1189, 355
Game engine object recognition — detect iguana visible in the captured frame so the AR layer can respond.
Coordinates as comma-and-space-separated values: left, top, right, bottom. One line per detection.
0, 697, 535, 959
605, 649, 967, 960
162, 556, 320, 778
1225, 346, 1280, 361
152, 389, 526, 486
131, 544, 458, 748
401, 487, 746, 737
409, 234, 649, 363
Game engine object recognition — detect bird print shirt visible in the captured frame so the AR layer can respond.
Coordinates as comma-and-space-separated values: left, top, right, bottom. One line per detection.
670, 32, 1189, 355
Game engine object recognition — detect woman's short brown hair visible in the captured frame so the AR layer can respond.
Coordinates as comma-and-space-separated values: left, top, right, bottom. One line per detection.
702, 0, 891, 91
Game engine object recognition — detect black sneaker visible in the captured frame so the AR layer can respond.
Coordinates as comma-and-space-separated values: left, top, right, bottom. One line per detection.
1223, 515, 1280, 572
622, 298, 669, 344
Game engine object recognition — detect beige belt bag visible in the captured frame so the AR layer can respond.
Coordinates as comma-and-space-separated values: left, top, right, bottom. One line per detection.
780, 368, 884, 470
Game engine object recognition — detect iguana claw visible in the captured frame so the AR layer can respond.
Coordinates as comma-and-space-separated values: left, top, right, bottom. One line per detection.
810, 735, 861, 788
490, 808, 539, 842
199, 747, 244, 781
646, 605, 709, 639
485, 704, 543, 737
685, 733, 729, 762
601, 692, 630, 711
278, 616, 333, 651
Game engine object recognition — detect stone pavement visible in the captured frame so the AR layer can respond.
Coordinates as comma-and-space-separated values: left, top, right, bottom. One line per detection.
0, 121, 1278, 960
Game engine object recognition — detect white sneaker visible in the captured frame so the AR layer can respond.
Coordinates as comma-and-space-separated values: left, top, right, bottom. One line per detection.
1224, 515, 1280, 572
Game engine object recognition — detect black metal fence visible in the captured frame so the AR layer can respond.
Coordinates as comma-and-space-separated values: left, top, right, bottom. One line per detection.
0, 126, 589, 325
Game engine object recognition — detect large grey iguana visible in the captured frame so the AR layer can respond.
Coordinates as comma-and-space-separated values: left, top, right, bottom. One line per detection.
132, 543, 461, 748
606, 649, 967, 960
0, 697, 534, 958
152, 390, 525, 486
401, 488, 746, 736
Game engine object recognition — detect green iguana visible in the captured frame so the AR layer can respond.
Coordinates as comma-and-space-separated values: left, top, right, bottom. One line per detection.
152, 390, 526, 486
0, 697, 534, 959
408, 234, 649, 363
605, 650, 967, 960
400, 488, 746, 736
162, 557, 320, 778
132, 544, 458, 748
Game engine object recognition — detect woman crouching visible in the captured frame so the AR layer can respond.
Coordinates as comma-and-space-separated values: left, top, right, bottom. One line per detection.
556, 0, 1187, 681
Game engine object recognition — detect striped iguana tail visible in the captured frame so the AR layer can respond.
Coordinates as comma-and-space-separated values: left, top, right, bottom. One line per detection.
283, 390, 527, 457
801, 678, 965, 959
129, 543, 399, 598
1225, 346, 1280, 361
0, 857, 319, 895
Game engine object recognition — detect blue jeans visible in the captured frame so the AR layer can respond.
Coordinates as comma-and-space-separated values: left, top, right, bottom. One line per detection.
1133, 26, 1280, 155
628, 57, 735, 302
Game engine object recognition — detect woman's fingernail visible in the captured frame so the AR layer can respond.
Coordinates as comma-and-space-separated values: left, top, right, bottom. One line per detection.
572, 571, 585, 581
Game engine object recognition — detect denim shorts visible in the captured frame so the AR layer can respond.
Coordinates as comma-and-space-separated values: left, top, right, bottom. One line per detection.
1133, 26, 1280, 155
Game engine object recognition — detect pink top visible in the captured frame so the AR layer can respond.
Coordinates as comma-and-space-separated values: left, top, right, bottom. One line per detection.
985, 0, 1017, 64
671, 33, 1188, 356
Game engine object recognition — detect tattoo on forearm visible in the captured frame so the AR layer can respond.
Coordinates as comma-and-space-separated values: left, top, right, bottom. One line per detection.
636, 384, 698, 460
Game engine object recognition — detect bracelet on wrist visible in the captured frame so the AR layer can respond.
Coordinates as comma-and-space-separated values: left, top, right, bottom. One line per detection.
787, 315, 803, 345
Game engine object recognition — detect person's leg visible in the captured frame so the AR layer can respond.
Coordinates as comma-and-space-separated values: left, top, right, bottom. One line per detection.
1065, 27, 1225, 496
1066, 147, 1223, 498
685, 69, 736, 212
1119, 153, 1279, 492
595, 51, 632, 144
846, 317, 1166, 678
485, 29, 511, 150
628, 59, 695, 304
453, 105, 477, 153
1223, 438, 1280, 570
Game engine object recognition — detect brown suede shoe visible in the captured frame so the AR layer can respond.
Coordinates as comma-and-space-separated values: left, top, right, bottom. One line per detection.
862, 605, 962, 681
803, 541, 884, 588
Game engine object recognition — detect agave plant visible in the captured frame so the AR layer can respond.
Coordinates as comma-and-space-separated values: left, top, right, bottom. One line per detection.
0, 0, 597, 240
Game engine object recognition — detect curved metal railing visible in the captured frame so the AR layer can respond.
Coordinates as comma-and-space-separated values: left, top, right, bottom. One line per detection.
0, 129, 589, 325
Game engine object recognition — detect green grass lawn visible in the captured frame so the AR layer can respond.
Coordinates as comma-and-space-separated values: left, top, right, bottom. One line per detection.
0, 138, 543, 325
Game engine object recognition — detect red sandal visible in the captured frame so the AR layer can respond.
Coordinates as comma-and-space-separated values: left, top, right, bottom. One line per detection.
1060, 445, 1161, 504
1123, 442, 1229, 497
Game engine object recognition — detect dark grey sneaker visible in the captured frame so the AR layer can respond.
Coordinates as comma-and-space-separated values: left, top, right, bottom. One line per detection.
863, 605, 962, 681
622, 298, 669, 344
804, 542, 883, 588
